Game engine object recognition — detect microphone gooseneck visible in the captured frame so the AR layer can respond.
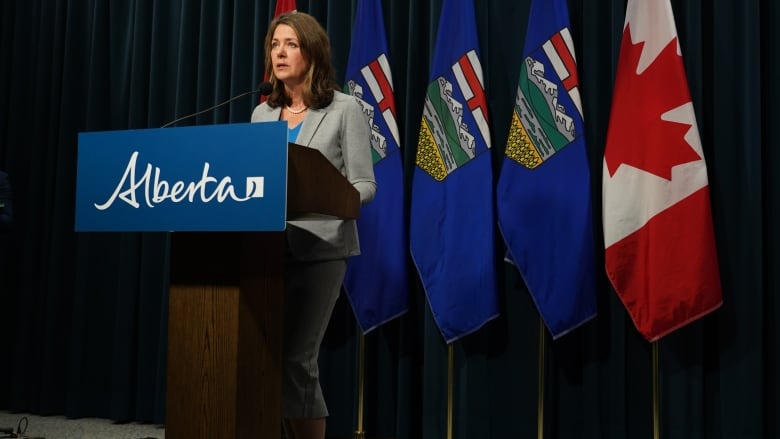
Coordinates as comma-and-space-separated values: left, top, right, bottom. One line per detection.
161, 82, 273, 128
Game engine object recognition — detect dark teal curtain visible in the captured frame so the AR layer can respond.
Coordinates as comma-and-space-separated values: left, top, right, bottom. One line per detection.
1, 1, 778, 438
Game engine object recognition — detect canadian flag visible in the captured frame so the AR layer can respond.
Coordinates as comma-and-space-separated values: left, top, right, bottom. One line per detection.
603, 0, 722, 342
273, 0, 296, 16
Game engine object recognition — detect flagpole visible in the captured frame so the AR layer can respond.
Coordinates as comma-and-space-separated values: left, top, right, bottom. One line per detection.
537, 317, 546, 439
447, 343, 454, 439
652, 341, 659, 439
353, 330, 366, 439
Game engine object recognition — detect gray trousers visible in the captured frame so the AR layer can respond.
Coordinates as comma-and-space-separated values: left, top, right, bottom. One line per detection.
281, 257, 346, 419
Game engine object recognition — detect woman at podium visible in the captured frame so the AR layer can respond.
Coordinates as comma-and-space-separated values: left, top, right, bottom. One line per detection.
250, 11, 376, 439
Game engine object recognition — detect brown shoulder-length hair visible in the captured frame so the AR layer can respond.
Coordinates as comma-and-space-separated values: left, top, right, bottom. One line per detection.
264, 12, 338, 110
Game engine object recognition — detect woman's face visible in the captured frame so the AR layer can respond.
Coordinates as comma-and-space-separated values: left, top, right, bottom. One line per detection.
271, 24, 309, 86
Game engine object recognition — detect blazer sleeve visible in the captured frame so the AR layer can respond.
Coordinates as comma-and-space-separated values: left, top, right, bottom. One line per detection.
338, 93, 377, 204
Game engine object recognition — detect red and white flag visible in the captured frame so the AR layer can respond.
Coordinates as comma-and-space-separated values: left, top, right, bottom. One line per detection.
273, 0, 296, 16
603, 0, 722, 342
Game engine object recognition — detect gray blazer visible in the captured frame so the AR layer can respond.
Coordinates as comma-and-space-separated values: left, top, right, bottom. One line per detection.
251, 91, 376, 261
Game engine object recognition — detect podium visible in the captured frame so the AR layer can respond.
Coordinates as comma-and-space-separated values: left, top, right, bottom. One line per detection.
166, 144, 359, 439
75, 123, 359, 438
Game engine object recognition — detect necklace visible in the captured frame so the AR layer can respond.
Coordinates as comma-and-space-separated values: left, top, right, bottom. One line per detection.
285, 104, 308, 114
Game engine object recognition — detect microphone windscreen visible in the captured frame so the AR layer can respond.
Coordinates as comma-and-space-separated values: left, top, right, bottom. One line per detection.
257, 82, 273, 96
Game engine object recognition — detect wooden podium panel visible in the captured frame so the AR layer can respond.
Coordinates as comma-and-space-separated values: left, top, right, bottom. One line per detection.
167, 232, 285, 439
165, 143, 359, 439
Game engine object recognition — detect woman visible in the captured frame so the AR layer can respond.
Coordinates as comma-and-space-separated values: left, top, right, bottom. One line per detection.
250, 11, 376, 439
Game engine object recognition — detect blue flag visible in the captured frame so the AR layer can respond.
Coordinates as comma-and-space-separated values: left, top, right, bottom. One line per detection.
410, 0, 498, 343
496, 0, 597, 338
343, 0, 409, 333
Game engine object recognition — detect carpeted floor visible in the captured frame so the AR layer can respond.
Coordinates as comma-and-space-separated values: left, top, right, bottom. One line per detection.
0, 411, 392, 439
0, 411, 164, 439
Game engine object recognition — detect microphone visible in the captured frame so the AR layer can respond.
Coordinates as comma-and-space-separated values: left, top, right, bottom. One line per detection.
161, 82, 273, 128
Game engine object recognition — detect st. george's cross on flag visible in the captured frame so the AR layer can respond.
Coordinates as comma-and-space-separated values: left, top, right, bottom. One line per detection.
343, 0, 409, 333
603, 0, 723, 342
409, 0, 499, 343
496, 0, 597, 339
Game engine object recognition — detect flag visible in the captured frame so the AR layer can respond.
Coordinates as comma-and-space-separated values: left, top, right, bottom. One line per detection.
260, 0, 297, 103
273, 0, 296, 15
496, 0, 597, 339
343, 0, 409, 333
409, 0, 498, 343
603, 0, 722, 342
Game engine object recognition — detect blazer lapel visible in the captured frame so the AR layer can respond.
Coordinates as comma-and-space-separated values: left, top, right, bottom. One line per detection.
296, 107, 325, 146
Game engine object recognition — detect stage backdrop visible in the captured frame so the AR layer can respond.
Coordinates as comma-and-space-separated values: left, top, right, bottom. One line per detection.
0, 1, 778, 438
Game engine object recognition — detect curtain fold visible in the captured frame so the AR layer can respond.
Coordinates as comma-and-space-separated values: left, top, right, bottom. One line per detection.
0, 0, 778, 437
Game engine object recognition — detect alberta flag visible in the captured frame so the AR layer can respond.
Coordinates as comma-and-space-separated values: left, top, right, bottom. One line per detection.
343, 0, 409, 333
410, 0, 498, 343
496, 0, 597, 338
603, 0, 722, 341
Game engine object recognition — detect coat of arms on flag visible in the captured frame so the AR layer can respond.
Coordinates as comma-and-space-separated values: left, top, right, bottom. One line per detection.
506, 28, 583, 170
344, 53, 399, 163
417, 50, 491, 181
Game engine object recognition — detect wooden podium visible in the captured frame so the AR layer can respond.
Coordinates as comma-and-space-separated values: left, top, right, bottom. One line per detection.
165, 143, 359, 439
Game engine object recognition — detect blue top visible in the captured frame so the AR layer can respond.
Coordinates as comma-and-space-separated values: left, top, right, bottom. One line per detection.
288, 122, 302, 143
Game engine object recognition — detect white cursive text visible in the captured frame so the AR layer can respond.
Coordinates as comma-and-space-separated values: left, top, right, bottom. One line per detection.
94, 151, 259, 210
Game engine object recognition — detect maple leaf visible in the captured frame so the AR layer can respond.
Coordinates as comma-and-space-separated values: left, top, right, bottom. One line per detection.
605, 26, 702, 180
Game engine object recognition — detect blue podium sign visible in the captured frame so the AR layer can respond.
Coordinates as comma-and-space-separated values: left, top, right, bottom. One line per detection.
75, 122, 288, 231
